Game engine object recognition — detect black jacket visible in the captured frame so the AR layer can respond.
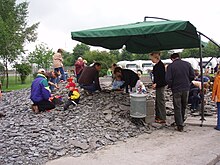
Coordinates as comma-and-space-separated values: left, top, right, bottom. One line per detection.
152, 60, 167, 88
120, 69, 139, 92
166, 59, 195, 93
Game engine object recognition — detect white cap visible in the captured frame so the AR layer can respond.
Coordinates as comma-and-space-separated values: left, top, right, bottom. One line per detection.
78, 57, 83, 60
38, 68, 46, 73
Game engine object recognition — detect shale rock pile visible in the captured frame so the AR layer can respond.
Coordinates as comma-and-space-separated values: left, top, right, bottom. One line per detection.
0, 83, 155, 165
0, 79, 216, 165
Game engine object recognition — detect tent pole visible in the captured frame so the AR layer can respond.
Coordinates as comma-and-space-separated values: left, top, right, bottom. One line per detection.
199, 34, 205, 126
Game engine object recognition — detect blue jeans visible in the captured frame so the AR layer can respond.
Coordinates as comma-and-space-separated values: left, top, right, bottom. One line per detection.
54, 67, 66, 81
49, 77, 56, 91
217, 102, 220, 130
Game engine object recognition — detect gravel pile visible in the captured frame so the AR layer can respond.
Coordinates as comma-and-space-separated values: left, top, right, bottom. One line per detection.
0, 79, 216, 165
0, 83, 155, 165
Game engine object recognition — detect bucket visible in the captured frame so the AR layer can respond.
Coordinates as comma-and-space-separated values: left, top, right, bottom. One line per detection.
130, 93, 147, 118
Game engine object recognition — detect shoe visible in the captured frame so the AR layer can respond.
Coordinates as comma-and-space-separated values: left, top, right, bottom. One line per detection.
171, 122, 176, 127
32, 105, 39, 114
214, 126, 220, 131
155, 119, 166, 124
177, 126, 184, 132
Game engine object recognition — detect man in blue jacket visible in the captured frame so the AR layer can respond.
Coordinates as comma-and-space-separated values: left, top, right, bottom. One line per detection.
30, 69, 55, 113
166, 53, 195, 132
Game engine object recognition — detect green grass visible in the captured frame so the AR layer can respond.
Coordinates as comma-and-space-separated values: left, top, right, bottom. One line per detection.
1, 75, 33, 91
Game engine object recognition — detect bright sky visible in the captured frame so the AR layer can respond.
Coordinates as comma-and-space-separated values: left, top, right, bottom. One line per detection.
22, 0, 220, 52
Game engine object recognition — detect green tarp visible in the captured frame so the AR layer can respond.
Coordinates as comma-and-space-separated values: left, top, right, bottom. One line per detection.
71, 20, 200, 53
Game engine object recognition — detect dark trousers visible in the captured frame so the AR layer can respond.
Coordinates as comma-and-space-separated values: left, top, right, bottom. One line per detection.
64, 99, 78, 110
217, 102, 220, 130
172, 91, 189, 127
155, 86, 166, 120
34, 100, 55, 112
80, 84, 97, 92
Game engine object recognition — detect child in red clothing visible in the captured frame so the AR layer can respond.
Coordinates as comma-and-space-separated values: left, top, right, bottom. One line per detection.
64, 82, 80, 110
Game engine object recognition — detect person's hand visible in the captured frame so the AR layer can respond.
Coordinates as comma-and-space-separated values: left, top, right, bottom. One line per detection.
55, 84, 59, 89
211, 96, 217, 102
152, 83, 156, 90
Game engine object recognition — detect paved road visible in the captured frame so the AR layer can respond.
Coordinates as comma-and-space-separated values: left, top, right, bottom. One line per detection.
46, 116, 220, 165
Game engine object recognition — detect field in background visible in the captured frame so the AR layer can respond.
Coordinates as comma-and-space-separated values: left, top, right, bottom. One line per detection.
1, 75, 33, 91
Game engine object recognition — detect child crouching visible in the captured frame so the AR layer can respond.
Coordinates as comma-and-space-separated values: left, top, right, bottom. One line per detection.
64, 82, 80, 110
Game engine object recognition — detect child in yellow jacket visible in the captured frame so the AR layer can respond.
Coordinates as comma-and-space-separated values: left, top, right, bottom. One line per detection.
212, 70, 220, 131
64, 82, 80, 110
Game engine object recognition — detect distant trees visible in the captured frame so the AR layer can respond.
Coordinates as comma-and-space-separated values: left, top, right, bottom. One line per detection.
0, 0, 39, 88
28, 43, 53, 70
14, 62, 32, 84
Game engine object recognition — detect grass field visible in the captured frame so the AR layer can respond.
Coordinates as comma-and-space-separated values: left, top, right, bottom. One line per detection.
1, 75, 33, 91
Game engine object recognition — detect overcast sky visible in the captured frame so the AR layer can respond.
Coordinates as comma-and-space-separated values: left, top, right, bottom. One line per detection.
21, 0, 220, 52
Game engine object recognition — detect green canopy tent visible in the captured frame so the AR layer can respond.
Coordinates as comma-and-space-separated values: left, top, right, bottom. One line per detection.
71, 20, 200, 53
71, 18, 220, 126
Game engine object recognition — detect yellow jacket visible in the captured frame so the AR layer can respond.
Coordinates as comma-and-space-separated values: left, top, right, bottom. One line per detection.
212, 75, 220, 102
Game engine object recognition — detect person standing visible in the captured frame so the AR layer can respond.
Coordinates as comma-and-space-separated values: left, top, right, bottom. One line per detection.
30, 69, 55, 113
78, 62, 102, 93
74, 57, 85, 82
166, 53, 195, 132
53, 48, 66, 82
211, 70, 220, 131
150, 51, 167, 123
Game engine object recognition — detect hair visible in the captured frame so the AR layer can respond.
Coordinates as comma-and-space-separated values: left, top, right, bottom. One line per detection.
170, 53, 180, 60
54, 71, 60, 77
114, 66, 122, 74
93, 62, 101, 67
150, 53, 160, 60
57, 48, 63, 53
112, 63, 117, 67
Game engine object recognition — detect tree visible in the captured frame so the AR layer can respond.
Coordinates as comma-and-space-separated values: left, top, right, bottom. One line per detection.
14, 62, 32, 84
84, 50, 117, 76
73, 43, 90, 61
28, 43, 53, 70
120, 48, 133, 60
181, 48, 200, 58
203, 41, 220, 57
63, 51, 74, 67
0, 0, 39, 88
0, 62, 4, 85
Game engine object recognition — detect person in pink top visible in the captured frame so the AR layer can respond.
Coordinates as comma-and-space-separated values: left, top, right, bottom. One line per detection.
74, 57, 85, 82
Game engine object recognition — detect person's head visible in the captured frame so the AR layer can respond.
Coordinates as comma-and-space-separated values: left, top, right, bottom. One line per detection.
83, 59, 87, 64
194, 69, 200, 77
78, 57, 83, 61
111, 63, 117, 71
149, 51, 161, 63
115, 75, 122, 81
65, 82, 76, 91
57, 48, 63, 53
114, 67, 123, 77
170, 53, 180, 61
93, 62, 101, 71
38, 68, 46, 74
51, 71, 60, 78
